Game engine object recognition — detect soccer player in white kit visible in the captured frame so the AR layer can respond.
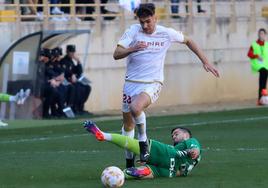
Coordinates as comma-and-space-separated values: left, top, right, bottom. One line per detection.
113, 3, 219, 167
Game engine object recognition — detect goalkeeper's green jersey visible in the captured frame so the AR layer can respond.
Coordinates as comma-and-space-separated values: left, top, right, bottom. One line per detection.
147, 138, 201, 178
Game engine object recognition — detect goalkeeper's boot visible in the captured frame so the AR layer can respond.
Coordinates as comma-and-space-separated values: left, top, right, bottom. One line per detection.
124, 166, 151, 179
139, 140, 150, 163
0, 120, 8, 127
83, 120, 104, 141
16, 89, 31, 105
15, 89, 24, 105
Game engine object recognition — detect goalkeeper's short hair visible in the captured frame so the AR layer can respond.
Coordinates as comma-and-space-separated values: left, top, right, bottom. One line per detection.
171, 127, 192, 138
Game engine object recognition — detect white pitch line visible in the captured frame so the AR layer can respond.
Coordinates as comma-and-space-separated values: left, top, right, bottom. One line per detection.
0, 147, 266, 156
0, 133, 89, 144
0, 115, 268, 144
203, 147, 267, 152
0, 150, 102, 155
151, 115, 268, 130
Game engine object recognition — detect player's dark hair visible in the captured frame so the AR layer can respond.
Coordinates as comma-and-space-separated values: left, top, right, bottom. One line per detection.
171, 127, 192, 138
66, 44, 76, 52
40, 48, 51, 58
258, 28, 267, 34
135, 3, 155, 18
51, 47, 62, 57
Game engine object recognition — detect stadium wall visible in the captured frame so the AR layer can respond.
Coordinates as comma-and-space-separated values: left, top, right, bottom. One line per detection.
0, 16, 267, 112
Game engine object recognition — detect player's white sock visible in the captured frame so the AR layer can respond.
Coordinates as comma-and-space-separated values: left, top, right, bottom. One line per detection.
134, 111, 147, 142
122, 126, 135, 159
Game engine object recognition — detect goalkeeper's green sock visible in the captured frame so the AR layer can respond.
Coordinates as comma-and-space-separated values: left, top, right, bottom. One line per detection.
109, 134, 140, 155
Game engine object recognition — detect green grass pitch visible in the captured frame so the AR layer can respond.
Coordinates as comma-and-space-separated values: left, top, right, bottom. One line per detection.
0, 107, 268, 188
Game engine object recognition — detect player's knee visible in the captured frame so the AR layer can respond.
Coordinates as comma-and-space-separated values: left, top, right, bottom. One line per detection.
129, 104, 142, 117
123, 123, 135, 131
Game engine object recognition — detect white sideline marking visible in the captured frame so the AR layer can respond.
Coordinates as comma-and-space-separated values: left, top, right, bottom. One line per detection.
0, 115, 267, 144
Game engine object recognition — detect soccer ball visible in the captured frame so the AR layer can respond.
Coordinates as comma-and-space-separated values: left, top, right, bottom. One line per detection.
101, 166, 125, 188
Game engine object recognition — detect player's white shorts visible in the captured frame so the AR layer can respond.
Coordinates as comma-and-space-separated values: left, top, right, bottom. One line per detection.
122, 81, 163, 113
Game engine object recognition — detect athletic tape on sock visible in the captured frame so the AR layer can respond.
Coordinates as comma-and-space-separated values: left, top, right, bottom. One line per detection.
134, 112, 147, 142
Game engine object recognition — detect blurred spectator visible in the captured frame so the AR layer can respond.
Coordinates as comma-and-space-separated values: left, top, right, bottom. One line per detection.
171, 0, 206, 18
39, 47, 66, 118
35, 48, 50, 98
50, 47, 63, 66
36, 0, 43, 12
60, 45, 92, 115
20, 0, 68, 21
61, 0, 117, 21
50, 0, 70, 21
119, 0, 140, 12
50, 0, 65, 15
20, 0, 43, 20
247, 28, 268, 105
49, 47, 67, 116
25, 0, 38, 15
38, 48, 53, 117
46, 68, 66, 118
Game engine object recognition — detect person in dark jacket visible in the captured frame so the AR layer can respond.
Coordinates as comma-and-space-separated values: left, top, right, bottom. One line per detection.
40, 48, 66, 118
60, 44, 91, 115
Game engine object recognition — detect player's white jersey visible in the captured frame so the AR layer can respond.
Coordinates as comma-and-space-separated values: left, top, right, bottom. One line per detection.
118, 24, 185, 83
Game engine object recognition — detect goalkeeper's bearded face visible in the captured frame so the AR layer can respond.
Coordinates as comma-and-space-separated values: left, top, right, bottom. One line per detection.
171, 128, 189, 145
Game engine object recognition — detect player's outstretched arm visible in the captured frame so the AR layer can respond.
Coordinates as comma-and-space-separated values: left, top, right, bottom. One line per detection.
184, 36, 220, 78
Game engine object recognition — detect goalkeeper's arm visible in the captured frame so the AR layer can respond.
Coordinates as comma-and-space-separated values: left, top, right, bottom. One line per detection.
176, 148, 200, 159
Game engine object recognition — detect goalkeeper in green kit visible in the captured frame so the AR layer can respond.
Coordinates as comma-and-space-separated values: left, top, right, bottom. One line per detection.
0, 89, 31, 127
84, 120, 201, 179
